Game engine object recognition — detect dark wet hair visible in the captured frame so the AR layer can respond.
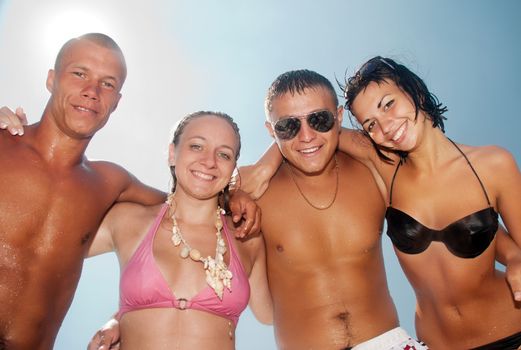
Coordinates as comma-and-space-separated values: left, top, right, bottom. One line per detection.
169, 111, 241, 214
341, 56, 448, 162
54, 33, 127, 84
265, 69, 339, 115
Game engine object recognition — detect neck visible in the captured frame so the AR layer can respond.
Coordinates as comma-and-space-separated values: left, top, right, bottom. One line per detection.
285, 153, 339, 210
168, 191, 220, 225
404, 127, 453, 172
286, 152, 339, 180
29, 112, 92, 167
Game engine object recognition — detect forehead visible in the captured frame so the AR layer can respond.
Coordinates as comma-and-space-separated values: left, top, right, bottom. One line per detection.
57, 40, 126, 83
350, 80, 398, 116
269, 86, 336, 121
180, 116, 239, 149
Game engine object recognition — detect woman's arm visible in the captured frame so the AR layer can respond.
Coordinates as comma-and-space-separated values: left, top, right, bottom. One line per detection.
87, 202, 145, 258
494, 147, 521, 247
484, 146, 521, 301
338, 127, 375, 164
244, 234, 273, 324
495, 226, 521, 301
86, 204, 124, 258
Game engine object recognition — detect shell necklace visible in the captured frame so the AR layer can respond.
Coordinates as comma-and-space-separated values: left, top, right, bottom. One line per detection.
286, 155, 339, 210
167, 196, 233, 300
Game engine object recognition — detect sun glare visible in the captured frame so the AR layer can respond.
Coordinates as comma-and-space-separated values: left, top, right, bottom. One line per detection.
42, 8, 112, 62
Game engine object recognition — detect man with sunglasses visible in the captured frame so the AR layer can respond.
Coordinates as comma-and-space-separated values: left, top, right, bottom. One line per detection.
60, 69, 424, 349
247, 69, 425, 349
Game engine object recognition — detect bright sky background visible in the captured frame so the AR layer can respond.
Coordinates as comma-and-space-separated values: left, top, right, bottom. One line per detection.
1, 1, 520, 349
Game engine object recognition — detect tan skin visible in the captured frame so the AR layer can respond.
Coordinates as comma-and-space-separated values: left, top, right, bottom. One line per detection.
256, 86, 398, 349
87, 116, 271, 350
0, 38, 260, 350
0, 38, 166, 350
340, 79, 521, 349
89, 88, 399, 350
242, 84, 521, 349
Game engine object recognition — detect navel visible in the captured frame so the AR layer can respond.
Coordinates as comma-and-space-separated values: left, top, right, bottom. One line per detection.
336, 311, 350, 322
80, 232, 93, 245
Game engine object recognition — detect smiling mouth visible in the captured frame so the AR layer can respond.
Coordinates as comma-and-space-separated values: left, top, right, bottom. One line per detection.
192, 170, 216, 181
391, 122, 406, 142
298, 146, 321, 155
74, 105, 98, 114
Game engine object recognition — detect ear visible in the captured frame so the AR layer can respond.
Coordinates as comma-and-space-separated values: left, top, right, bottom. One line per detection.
265, 120, 275, 139
168, 143, 176, 166
336, 105, 344, 126
46, 69, 55, 93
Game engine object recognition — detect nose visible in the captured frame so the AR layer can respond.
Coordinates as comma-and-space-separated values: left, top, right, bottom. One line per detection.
296, 119, 316, 142
81, 83, 100, 101
200, 150, 217, 168
378, 116, 393, 135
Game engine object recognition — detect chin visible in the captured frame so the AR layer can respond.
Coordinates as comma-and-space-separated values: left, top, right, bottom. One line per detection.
295, 162, 329, 175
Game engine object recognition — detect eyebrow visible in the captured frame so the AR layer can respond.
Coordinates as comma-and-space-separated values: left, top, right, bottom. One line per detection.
361, 94, 390, 126
279, 108, 329, 120
71, 65, 120, 84
188, 136, 236, 152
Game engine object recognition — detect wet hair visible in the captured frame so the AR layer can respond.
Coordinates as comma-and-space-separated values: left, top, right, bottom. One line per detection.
54, 33, 127, 84
169, 111, 241, 214
265, 69, 339, 116
341, 56, 448, 162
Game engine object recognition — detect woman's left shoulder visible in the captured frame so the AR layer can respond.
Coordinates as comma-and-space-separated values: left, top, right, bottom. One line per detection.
464, 144, 519, 172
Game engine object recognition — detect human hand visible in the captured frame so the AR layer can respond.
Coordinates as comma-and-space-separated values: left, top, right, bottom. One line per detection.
228, 189, 261, 238
0, 106, 27, 136
505, 253, 521, 302
87, 318, 121, 350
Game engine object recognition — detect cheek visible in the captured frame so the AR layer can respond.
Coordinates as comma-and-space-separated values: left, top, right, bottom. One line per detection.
276, 140, 294, 158
217, 159, 235, 176
367, 131, 385, 146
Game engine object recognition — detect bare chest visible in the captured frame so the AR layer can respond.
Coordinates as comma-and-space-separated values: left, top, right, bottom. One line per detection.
259, 191, 384, 266
0, 156, 117, 254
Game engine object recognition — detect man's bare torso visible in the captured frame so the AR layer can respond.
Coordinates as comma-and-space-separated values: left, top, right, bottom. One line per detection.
258, 152, 398, 349
0, 129, 128, 349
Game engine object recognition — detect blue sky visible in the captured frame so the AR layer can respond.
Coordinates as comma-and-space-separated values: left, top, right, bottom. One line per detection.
1, 1, 520, 348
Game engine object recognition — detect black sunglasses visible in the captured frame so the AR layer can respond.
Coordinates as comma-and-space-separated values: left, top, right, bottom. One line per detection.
345, 56, 395, 99
271, 110, 336, 140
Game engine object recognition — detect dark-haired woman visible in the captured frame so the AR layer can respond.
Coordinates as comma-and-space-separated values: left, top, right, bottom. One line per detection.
240, 58, 521, 349
338, 56, 521, 349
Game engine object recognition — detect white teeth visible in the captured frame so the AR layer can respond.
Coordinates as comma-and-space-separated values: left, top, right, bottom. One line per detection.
193, 171, 214, 180
76, 106, 92, 113
392, 124, 405, 141
300, 146, 319, 154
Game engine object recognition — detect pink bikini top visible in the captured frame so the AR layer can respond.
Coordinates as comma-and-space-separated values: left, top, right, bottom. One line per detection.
118, 204, 250, 325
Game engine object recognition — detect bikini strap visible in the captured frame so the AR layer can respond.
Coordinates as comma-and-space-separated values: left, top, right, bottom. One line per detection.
220, 213, 239, 259
388, 159, 403, 206
147, 204, 170, 241
447, 138, 492, 206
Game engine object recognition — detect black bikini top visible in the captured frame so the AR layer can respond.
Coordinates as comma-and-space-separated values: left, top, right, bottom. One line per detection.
385, 139, 498, 259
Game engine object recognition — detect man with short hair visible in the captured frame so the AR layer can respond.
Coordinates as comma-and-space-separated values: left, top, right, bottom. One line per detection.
0, 33, 257, 350
0, 33, 166, 349
255, 69, 425, 349
84, 69, 425, 350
